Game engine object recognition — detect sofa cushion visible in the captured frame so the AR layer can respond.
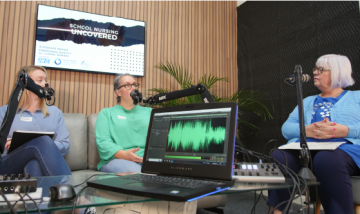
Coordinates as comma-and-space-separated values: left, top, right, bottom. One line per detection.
63, 113, 88, 171
88, 113, 100, 170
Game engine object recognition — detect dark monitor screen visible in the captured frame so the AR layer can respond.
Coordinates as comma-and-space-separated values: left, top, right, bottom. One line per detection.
34, 4, 145, 76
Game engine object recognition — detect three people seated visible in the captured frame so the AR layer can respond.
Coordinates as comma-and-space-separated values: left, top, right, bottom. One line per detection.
4, 55, 360, 214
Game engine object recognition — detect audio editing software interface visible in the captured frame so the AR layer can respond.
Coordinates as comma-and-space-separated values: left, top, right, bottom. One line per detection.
146, 108, 232, 166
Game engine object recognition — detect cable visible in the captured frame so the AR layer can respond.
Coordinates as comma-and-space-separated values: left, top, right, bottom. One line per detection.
235, 145, 314, 214
103, 208, 114, 214
270, 169, 307, 213
250, 190, 263, 214
261, 139, 277, 164
270, 173, 298, 213
272, 149, 288, 168
0, 189, 17, 214
71, 174, 116, 214
260, 190, 268, 204
269, 170, 296, 213
24, 185, 41, 214
284, 78, 296, 87
239, 148, 295, 211
15, 186, 27, 214
15, 192, 27, 214
272, 148, 307, 211
71, 186, 90, 214
235, 138, 250, 162
73, 173, 115, 188
237, 146, 305, 214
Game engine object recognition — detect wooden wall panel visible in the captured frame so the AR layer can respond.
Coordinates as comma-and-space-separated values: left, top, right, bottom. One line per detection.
0, 1, 237, 116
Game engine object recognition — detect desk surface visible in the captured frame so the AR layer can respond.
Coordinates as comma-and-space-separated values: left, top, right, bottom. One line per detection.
0, 173, 292, 213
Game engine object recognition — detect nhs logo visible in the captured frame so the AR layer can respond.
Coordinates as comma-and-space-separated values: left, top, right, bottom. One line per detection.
38, 57, 50, 64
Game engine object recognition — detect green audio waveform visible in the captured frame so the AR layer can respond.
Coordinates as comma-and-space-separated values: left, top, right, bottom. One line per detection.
167, 119, 225, 152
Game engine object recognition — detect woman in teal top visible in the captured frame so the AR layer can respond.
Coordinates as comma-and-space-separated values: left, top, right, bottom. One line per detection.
95, 74, 152, 173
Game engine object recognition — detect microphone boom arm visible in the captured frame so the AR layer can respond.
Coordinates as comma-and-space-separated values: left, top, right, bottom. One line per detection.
0, 71, 26, 154
0, 69, 49, 154
143, 83, 215, 105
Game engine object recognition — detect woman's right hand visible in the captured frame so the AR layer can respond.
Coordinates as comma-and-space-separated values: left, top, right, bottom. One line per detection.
306, 118, 337, 139
4, 138, 11, 150
114, 147, 143, 163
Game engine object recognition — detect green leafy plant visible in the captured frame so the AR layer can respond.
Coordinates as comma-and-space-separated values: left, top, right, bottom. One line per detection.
148, 61, 273, 146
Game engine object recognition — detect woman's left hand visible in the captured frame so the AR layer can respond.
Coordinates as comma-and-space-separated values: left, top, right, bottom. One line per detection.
313, 118, 349, 139
4, 138, 11, 150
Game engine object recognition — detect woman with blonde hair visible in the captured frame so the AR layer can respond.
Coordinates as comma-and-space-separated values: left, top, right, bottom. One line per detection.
0, 65, 71, 176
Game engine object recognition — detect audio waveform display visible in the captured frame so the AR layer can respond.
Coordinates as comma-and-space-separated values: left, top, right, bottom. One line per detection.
167, 118, 226, 153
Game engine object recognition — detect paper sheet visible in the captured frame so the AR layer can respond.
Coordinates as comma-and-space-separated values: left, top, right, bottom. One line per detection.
278, 142, 346, 150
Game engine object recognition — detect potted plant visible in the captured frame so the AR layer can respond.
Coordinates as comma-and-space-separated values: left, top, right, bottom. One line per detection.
147, 61, 273, 147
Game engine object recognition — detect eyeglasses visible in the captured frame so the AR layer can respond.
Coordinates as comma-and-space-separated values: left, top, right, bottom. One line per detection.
313, 67, 330, 74
118, 83, 140, 90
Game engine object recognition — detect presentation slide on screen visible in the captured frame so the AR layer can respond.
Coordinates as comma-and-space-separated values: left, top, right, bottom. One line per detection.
34, 5, 145, 76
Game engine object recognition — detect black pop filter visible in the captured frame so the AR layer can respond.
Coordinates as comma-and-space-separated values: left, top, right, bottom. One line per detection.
130, 89, 143, 105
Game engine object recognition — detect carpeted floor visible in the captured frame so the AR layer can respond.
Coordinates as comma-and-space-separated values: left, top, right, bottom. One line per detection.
196, 191, 325, 214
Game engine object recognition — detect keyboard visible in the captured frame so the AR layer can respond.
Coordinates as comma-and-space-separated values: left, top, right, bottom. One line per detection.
122, 174, 226, 189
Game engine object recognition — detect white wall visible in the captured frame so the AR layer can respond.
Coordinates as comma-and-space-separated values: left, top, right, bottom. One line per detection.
237, 1, 246, 7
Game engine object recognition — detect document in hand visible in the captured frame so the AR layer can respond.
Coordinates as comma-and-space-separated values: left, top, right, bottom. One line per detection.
9, 130, 55, 153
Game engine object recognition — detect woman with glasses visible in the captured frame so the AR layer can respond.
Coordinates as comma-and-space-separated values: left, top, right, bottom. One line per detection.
95, 74, 152, 173
269, 54, 360, 214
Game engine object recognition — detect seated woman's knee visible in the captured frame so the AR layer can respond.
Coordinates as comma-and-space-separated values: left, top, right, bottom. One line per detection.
313, 150, 338, 171
28, 136, 57, 148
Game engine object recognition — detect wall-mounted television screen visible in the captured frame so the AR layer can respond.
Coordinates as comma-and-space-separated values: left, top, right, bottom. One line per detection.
34, 4, 145, 76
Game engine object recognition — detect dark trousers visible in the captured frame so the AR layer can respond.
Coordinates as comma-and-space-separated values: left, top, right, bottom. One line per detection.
268, 149, 360, 214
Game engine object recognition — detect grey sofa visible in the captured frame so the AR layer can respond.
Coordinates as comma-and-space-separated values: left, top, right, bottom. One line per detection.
63, 113, 100, 175
62, 113, 227, 209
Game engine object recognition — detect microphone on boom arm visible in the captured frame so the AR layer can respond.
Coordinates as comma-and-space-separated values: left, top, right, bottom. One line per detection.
22, 70, 55, 105
284, 74, 311, 86
130, 89, 143, 105
43, 83, 55, 106
44, 83, 55, 100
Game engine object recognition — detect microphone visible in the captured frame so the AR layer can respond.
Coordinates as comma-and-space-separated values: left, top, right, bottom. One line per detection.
23, 72, 45, 98
43, 83, 55, 100
130, 89, 143, 105
285, 74, 311, 84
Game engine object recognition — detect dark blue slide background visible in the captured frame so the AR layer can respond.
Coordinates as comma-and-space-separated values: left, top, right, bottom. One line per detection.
36, 18, 145, 47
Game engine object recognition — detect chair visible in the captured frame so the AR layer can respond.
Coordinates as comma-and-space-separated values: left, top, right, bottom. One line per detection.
315, 176, 360, 214
352, 176, 360, 214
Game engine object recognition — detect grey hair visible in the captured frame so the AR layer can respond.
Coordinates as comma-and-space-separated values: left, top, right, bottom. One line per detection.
113, 73, 134, 103
316, 54, 355, 89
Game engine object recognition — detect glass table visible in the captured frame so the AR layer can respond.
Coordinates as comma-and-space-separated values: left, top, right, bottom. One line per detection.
0, 174, 293, 214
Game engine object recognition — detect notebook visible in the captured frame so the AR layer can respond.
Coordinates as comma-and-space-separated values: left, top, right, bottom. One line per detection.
87, 102, 238, 201
9, 130, 55, 153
